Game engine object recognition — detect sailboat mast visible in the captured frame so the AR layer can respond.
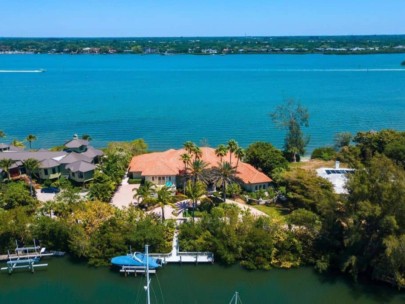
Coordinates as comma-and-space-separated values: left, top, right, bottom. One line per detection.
146, 244, 151, 304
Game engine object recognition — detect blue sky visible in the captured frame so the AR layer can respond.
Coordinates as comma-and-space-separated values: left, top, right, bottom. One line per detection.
1, 0, 404, 37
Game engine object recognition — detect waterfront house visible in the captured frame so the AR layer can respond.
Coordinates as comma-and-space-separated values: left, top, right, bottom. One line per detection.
0, 135, 103, 183
128, 147, 272, 191
65, 161, 96, 183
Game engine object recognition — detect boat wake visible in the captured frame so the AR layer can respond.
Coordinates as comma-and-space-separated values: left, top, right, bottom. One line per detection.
0, 69, 45, 73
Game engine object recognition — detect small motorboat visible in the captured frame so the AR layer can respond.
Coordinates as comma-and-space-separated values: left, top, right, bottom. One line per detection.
111, 252, 161, 269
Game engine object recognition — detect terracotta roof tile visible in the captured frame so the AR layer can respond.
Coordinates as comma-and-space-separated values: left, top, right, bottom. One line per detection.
129, 147, 271, 184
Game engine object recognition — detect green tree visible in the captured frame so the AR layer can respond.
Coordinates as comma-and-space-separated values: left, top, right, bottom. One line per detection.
11, 139, 25, 148
133, 181, 155, 205
234, 147, 245, 168
227, 139, 239, 165
185, 180, 207, 221
0, 130, 5, 138
81, 134, 92, 141
89, 171, 116, 202
334, 132, 352, 150
215, 144, 228, 162
189, 159, 209, 183
23, 158, 40, 196
0, 182, 38, 210
311, 146, 336, 161
154, 186, 178, 222
384, 136, 405, 168
211, 161, 237, 202
270, 99, 309, 162
26, 134, 37, 149
0, 158, 16, 181
245, 142, 288, 176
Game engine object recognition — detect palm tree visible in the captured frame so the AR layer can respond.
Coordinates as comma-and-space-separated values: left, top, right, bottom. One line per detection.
185, 180, 207, 222
23, 158, 40, 196
191, 145, 203, 160
215, 144, 228, 162
180, 153, 191, 174
26, 134, 37, 150
183, 141, 196, 155
0, 158, 16, 181
155, 186, 177, 222
11, 139, 25, 148
227, 139, 239, 165
212, 161, 237, 202
133, 181, 155, 204
0, 130, 5, 139
82, 134, 92, 141
234, 147, 245, 168
189, 159, 208, 183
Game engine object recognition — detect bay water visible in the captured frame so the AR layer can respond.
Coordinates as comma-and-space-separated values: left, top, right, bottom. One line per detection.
0, 54, 404, 151
0, 257, 404, 303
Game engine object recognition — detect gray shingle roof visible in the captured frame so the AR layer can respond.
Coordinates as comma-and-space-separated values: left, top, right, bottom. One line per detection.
82, 146, 103, 158
0, 151, 66, 162
40, 158, 60, 169
65, 139, 89, 149
66, 161, 96, 173
59, 152, 92, 164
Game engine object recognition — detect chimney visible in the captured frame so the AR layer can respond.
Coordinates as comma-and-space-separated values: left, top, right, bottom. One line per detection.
73, 134, 78, 140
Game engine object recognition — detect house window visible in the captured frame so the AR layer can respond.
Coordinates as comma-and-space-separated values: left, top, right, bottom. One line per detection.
52, 168, 57, 174
168, 177, 171, 181
44, 169, 48, 175
152, 176, 155, 181
79, 172, 84, 179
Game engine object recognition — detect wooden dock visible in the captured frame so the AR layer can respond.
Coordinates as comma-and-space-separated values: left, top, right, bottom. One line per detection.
149, 232, 214, 264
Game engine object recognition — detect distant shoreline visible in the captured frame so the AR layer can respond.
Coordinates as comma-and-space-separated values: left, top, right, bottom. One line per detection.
1, 35, 405, 56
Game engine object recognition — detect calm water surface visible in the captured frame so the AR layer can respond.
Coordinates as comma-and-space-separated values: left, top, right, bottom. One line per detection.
0, 54, 404, 151
0, 257, 404, 304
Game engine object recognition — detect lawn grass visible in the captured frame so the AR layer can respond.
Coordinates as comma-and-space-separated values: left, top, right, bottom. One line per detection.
251, 205, 286, 222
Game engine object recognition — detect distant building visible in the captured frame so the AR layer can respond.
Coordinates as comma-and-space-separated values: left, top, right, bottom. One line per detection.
316, 162, 355, 194
0, 135, 103, 183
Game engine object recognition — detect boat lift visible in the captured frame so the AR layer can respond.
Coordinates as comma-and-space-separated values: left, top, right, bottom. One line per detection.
0, 240, 50, 274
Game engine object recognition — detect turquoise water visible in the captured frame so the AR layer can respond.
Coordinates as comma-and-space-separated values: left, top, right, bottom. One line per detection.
0, 54, 404, 151
0, 257, 403, 304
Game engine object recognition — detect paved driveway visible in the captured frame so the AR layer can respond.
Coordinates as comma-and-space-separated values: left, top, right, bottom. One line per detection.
110, 177, 139, 209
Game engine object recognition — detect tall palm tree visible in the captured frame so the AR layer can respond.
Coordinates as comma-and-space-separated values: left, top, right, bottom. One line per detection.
0, 130, 5, 138
23, 158, 40, 196
185, 180, 207, 222
133, 180, 155, 204
227, 139, 239, 165
179, 153, 191, 174
212, 161, 237, 202
183, 141, 196, 155
155, 186, 177, 222
191, 145, 203, 160
234, 147, 245, 168
189, 159, 208, 183
215, 144, 228, 162
0, 158, 16, 181
26, 134, 37, 150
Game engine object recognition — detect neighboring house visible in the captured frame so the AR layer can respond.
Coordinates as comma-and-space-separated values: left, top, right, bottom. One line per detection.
0, 135, 103, 183
316, 162, 355, 194
66, 161, 96, 183
128, 147, 272, 191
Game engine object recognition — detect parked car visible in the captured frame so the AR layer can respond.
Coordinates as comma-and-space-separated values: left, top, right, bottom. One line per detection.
41, 187, 60, 194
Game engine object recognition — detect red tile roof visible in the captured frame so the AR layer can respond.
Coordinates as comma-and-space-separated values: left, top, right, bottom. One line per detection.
129, 147, 272, 184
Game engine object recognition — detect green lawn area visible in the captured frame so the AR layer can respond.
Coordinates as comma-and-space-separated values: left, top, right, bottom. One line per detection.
251, 205, 286, 222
